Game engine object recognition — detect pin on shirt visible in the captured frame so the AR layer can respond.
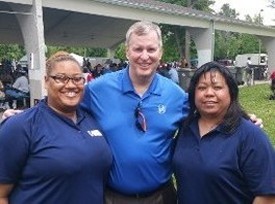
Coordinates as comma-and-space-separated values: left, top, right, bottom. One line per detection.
87, 130, 103, 137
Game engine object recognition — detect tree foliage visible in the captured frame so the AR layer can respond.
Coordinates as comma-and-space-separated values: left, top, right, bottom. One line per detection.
214, 4, 264, 60
218, 3, 239, 18
114, 43, 126, 61
214, 4, 240, 60
156, 0, 215, 62
46, 46, 106, 59
269, 0, 275, 8
0, 44, 25, 61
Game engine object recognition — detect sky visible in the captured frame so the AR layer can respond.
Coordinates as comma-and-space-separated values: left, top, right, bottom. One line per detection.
211, 0, 275, 26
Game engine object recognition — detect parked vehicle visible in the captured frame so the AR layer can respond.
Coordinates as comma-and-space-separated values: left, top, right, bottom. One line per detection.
235, 53, 268, 68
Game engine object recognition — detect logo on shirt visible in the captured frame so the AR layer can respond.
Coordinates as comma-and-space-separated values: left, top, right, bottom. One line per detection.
87, 130, 103, 137
158, 104, 166, 114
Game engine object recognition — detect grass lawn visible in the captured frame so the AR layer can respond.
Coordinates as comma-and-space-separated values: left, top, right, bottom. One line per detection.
239, 83, 275, 145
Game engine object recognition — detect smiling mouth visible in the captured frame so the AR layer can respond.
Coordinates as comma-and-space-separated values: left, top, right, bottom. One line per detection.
204, 101, 216, 104
64, 92, 78, 97
203, 101, 218, 107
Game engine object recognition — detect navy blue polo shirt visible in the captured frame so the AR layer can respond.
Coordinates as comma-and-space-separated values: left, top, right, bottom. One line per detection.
82, 67, 189, 194
0, 99, 112, 204
173, 117, 275, 204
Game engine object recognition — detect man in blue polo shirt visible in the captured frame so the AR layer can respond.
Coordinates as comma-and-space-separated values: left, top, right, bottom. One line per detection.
81, 21, 189, 204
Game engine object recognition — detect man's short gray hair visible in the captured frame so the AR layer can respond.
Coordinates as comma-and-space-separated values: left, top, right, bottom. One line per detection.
125, 21, 163, 48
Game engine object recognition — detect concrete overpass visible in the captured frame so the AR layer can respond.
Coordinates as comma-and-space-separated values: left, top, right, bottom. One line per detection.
1, 0, 275, 104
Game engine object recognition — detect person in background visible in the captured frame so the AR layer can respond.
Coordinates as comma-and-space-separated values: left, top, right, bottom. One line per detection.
92, 63, 104, 78
269, 71, 275, 100
173, 61, 275, 204
181, 58, 188, 68
0, 51, 112, 204
0, 79, 5, 99
168, 63, 179, 84
83, 67, 94, 85
5, 68, 29, 99
245, 57, 253, 86
157, 62, 171, 79
0, 79, 5, 109
4, 68, 29, 109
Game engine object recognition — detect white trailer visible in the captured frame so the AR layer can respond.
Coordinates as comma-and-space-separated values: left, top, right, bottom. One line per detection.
235, 53, 268, 68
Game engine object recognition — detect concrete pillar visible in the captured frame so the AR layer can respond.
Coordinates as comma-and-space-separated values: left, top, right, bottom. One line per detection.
107, 48, 116, 59
185, 29, 191, 65
262, 37, 275, 73
187, 21, 215, 67
11, 0, 46, 106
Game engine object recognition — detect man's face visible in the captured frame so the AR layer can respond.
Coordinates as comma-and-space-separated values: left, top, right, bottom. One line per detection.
126, 31, 162, 81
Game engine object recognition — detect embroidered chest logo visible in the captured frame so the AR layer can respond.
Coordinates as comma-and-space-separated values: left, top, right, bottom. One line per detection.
157, 104, 166, 114
87, 130, 103, 137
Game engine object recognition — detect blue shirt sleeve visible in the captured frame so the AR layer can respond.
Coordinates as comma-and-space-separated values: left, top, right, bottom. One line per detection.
182, 92, 190, 119
0, 116, 30, 183
240, 123, 275, 195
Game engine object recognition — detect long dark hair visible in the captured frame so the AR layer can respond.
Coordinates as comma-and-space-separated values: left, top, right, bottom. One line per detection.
184, 61, 250, 133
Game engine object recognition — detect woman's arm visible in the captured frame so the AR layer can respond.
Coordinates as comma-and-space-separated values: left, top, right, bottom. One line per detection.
0, 184, 13, 204
253, 196, 275, 204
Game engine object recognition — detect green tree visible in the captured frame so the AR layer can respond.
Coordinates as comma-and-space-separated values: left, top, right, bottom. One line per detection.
218, 3, 239, 18
214, 4, 264, 60
214, 4, 240, 60
244, 14, 253, 23
114, 43, 126, 61
46, 46, 107, 59
237, 34, 260, 54
269, 0, 275, 8
157, 0, 215, 62
0, 44, 25, 61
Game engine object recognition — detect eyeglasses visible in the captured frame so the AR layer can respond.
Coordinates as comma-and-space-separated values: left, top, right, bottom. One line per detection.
49, 74, 85, 85
135, 103, 147, 132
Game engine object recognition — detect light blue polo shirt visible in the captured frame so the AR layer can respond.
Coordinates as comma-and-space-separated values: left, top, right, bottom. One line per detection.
81, 67, 189, 194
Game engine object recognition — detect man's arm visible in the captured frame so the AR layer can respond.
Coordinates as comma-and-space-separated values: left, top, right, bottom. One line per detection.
0, 184, 13, 204
1, 110, 264, 128
253, 196, 275, 204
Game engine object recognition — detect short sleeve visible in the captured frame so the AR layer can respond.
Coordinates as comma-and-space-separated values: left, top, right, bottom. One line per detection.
240, 126, 275, 195
0, 117, 30, 183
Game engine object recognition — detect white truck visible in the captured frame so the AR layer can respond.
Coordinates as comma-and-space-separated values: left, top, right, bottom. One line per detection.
235, 53, 268, 68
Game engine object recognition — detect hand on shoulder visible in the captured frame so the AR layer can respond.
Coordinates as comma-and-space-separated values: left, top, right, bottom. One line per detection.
1, 109, 23, 122
249, 113, 263, 128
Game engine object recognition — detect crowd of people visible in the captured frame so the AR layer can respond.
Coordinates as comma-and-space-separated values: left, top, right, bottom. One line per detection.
81, 59, 128, 83
0, 59, 30, 110
82, 57, 183, 86
0, 21, 274, 204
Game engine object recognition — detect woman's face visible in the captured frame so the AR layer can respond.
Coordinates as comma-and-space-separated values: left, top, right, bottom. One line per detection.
195, 71, 231, 119
45, 60, 84, 113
